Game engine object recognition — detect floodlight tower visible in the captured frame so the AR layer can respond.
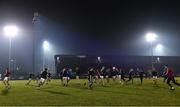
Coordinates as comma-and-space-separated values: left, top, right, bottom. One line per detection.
3, 25, 18, 71
32, 12, 39, 73
145, 32, 157, 70
43, 40, 49, 70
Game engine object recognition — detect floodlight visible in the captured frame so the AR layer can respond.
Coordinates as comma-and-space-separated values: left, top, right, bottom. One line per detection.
43, 40, 49, 50
145, 33, 157, 42
4, 25, 18, 37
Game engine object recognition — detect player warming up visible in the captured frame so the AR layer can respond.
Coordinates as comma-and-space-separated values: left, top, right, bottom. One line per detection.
3, 68, 11, 89
38, 68, 48, 87
126, 68, 134, 84
152, 68, 158, 86
88, 68, 95, 89
165, 65, 180, 90
26, 72, 34, 86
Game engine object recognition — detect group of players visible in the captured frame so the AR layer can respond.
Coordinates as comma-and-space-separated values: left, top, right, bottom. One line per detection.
86, 65, 180, 90
0, 67, 52, 89
87, 66, 144, 87
86, 66, 149, 89
25, 67, 73, 87
0, 64, 179, 91
24, 64, 180, 90
25, 68, 52, 87
56, 64, 180, 90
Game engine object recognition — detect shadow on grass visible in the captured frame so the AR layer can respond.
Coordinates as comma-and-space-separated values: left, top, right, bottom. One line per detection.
69, 83, 118, 91
68, 83, 88, 90
1, 89, 9, 96
36, 87, 56, 92
38, 89, 70, 96
126, 83, 167, 90
95, 88, 150, 97
28, 84, 38, 87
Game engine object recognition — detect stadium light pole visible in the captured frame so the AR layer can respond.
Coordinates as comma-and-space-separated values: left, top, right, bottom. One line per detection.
3, 25, 18, 72
43, 40, 49, 70
145, 32, 157, 70
32, 12, 39, 73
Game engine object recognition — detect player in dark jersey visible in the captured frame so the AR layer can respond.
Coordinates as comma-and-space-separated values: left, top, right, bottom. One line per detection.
152, 68, 158, 86
62, 68, 69, 86
120, 69, 126, 85
112, 67, 117, 82
38, 68, 48, 87
67, 68, 72, 86
138, 68, 144, 85
3, 68, 11, 89
26, 72, 34, 85
165, 66, 180, 90
126, 68, 134, 84
88, 68, 95, 89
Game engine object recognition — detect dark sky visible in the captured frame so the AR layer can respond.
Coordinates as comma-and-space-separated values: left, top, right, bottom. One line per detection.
0, 0, 180, 59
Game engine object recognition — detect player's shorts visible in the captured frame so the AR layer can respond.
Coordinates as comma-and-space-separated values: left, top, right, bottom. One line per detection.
40, 78, 45, 83
105, 75, 109, 78
153, 76, 158, 79
113, 76, 116, 79
76, 76, 79, 79
67, 77, 70, 80
4, 77, 10, 81
63, 77, 68, 80
29, 78, 32, 80
100, 76, 104, 79
117, 75, 121, 78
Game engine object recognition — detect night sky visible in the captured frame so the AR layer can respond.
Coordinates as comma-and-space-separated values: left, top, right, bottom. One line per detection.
0, 0, 180, 72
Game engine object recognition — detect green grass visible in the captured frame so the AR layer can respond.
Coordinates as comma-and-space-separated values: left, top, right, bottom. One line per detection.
0, 78, 180, 106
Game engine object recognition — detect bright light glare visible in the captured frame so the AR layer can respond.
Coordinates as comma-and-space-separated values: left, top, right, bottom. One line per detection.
156, 44, 163, 51
43, 40, 49, 50
98, 56, 101, 60
145, 33, 157, 42
157, 57, 160, 61
4, 25, 18, 37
